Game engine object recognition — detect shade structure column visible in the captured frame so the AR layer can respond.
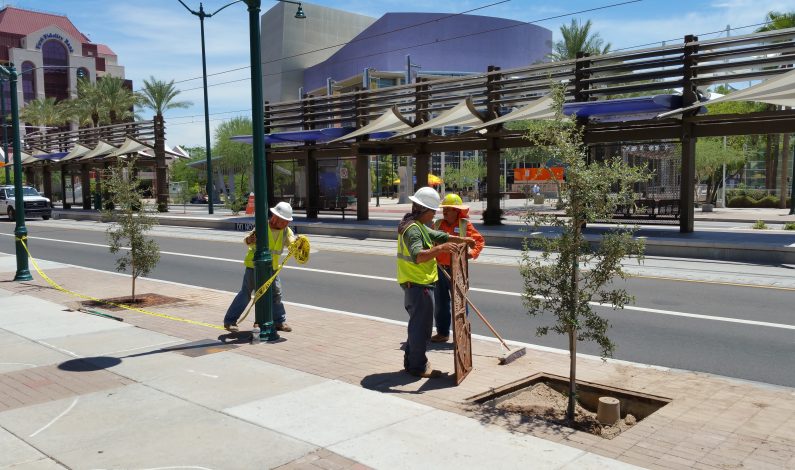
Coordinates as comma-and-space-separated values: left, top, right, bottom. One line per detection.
80, 164, 91, 209
483, 65, 503, 225
60, 167, 69, 209
679, 35, 699, 233
356, 153, 369, 220
306, 149, 318, 218
42, 163, 53, 201
154, 114, 168, 212
414, 149, 429, 189
413, 79, 430, 191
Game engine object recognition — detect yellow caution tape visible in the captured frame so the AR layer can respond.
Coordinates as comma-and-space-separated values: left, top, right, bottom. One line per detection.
15, 234, 312, 332
17, 236, 223, 330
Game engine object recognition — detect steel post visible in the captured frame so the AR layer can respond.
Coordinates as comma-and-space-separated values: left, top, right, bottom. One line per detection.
7, 66, 31, 280
198, 6, 215, 214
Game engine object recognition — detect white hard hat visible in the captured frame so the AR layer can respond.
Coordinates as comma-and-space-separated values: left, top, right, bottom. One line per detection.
270, 201, 293, 221
409, 186, 441, 211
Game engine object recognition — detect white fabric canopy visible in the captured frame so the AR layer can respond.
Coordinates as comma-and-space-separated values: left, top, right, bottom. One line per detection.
111, 137, 154, 157
391, 98, 486, 138
658, 68, 795, 118
171, 145, 191, 159
80, 141, 118, 161
467, 95, 555, 132
61, 144, 92, 162
327, 106, 414, 143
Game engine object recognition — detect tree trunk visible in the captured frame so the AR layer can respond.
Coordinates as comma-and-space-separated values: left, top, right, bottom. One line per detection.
567, 327, 577, 422
567, 214, 581, 423
781, 133, 790, 209
154, 113, 168, 212
771, 134, 780, 194
131, 251, 136, 302
765, 135, 773, 189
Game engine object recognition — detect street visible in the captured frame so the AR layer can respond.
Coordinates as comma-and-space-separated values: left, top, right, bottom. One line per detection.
2, 219, 793, 388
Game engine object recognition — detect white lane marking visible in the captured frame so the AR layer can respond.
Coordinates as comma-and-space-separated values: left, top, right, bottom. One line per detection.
97, 340, 184, 357
30, 397, 79, 437
0, 362, 38, 368
5, 236, 794, 331
37, 341, 79, 358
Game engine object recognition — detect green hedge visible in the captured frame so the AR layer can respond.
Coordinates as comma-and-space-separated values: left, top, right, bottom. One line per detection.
728, 195, 791, 208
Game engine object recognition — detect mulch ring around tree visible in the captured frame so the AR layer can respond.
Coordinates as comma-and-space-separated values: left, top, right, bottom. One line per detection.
81, 293, 184, 311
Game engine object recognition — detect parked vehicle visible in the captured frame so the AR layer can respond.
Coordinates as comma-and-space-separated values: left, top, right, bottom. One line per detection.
0, 185, 52, 221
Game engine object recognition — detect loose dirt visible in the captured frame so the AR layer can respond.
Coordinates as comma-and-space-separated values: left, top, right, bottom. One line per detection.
81, 293, 183, 310
496, 382, 635, 439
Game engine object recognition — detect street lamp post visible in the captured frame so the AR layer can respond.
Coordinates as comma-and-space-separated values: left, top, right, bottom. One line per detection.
245, 0, 304, 341
0, 64, 31, 281
1, 80, 9, 184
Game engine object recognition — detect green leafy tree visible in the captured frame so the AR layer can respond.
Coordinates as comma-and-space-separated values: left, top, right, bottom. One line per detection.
213, 117, 253, 200
519, 83, 647, 422
549, 19, 611, 61
444, 157, 485, 192
695, 138, 748, 205
70, 78, 104, 127
102, 158, 161, 301
756, 11, 795, 32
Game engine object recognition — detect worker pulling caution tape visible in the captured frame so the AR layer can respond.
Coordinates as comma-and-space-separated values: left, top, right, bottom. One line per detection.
223, 201, 310, 333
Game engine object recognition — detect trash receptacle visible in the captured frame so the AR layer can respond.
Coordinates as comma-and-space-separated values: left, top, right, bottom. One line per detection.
93, 192, 102, 210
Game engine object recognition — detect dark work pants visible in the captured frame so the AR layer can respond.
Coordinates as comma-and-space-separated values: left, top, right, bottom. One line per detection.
433, 266, 452, 336
402, 284, 435, 373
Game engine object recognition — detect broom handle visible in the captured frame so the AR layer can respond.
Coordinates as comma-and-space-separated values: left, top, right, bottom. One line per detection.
441, 268, 511, 350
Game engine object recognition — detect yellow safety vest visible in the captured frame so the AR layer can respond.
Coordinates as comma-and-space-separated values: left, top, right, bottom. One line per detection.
244, 227, 288, 270
396, 222, 438, 285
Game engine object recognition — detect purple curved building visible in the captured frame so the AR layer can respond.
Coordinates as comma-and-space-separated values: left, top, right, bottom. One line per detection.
303, 12, 551, 93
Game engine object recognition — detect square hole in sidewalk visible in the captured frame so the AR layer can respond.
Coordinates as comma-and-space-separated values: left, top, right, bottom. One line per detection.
468, 373, 671, 439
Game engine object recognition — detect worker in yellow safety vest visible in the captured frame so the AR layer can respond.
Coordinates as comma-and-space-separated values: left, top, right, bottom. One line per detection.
224, 201, 297, 332
397, 187, 475, 378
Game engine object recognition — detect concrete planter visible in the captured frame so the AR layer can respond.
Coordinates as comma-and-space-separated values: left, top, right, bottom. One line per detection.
701, 204, 714, 212
533, 194, 545, 204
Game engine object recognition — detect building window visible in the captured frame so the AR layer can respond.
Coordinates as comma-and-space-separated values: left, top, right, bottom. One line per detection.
76, 67, 90, 81
21, 61, 36, 103
41, 40, 69, 101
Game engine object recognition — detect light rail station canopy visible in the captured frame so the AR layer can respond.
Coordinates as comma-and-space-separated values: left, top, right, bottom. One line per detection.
60, 144, 92, 162
391, 98, 486, 138
111, 137, 155, 157
658, 68, 795, 118
327, 106, 414, 143
80, 140, 118, 161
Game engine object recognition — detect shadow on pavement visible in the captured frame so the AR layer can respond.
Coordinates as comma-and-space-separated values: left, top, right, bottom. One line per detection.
58, 356, 121, 372
361, 370, 455, 394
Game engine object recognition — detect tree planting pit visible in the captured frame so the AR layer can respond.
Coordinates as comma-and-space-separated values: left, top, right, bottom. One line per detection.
468, 373, 670, 439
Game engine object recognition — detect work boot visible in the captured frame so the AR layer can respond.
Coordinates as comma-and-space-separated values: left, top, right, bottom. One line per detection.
430, 334, 449, 343
224, 323, 239, 332
406, 362, 442, 379
275, 322, 292, 332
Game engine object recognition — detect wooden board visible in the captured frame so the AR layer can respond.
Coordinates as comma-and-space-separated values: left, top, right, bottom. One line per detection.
450, 244, 473, 385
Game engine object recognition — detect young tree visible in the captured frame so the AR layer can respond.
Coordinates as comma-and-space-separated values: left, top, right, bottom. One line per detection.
97, 76, 139, 124
519, 83, 647, 422
102, 158, 161, 302
213, 117, 253, 200
19, 97, 68, 133
695, 138, 747, 205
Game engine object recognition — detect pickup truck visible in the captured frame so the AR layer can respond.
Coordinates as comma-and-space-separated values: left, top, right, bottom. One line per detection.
0, 185, 52, 221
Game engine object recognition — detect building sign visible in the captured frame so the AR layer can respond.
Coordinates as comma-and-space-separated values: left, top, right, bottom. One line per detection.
514, 167, 565, 182
35, 33, 74, 53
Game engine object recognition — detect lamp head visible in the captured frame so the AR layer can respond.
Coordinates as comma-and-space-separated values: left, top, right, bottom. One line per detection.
294, 3, 306, 19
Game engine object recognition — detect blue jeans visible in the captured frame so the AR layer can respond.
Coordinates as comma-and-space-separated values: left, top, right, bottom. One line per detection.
403, 284, 435, 373
223, 267, 287, 326
433, 266, 452, 336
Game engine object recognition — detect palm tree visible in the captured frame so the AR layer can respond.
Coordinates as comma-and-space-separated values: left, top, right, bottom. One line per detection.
19, 97, 67, 135
72, 78, 104, 127
98, 76, 138, 124
136, 76, 192, 211
756, 11, 795, 208
549, 19, 611, 61
136, 76, 191, 118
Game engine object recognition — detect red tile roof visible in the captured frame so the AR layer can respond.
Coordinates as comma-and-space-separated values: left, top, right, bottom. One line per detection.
0, 6, 89, 42
96, 43, 116, 57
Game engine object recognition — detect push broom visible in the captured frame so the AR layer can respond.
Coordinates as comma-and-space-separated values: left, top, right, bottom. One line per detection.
440, 269, 526, 365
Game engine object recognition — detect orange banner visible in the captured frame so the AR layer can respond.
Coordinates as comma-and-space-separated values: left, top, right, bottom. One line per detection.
514, 167, 564, 181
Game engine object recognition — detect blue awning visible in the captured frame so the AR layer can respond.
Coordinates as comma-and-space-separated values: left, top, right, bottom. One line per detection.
33, 151, 68, 161
564, 95, 704, 122
232, 127, 395, 146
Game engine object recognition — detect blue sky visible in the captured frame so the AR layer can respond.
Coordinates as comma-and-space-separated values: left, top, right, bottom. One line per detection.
8, 0, 793, 147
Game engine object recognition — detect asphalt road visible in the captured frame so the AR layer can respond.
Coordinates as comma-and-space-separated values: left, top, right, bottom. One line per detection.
2, 220, 794, 388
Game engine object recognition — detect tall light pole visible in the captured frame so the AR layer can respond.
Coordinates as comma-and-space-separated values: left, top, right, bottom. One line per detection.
0, 64, 31, 281
1, 79, 10, 184
245, 0, 304, 341
178, 0, 242, 215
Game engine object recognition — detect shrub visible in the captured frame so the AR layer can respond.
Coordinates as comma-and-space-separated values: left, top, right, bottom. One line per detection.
728, 195, 755, 207
752, 220, 768, 230
784, 222, 795, 230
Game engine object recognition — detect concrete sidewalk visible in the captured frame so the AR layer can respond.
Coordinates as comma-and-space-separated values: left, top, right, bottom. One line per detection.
1, 253, 794, 469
